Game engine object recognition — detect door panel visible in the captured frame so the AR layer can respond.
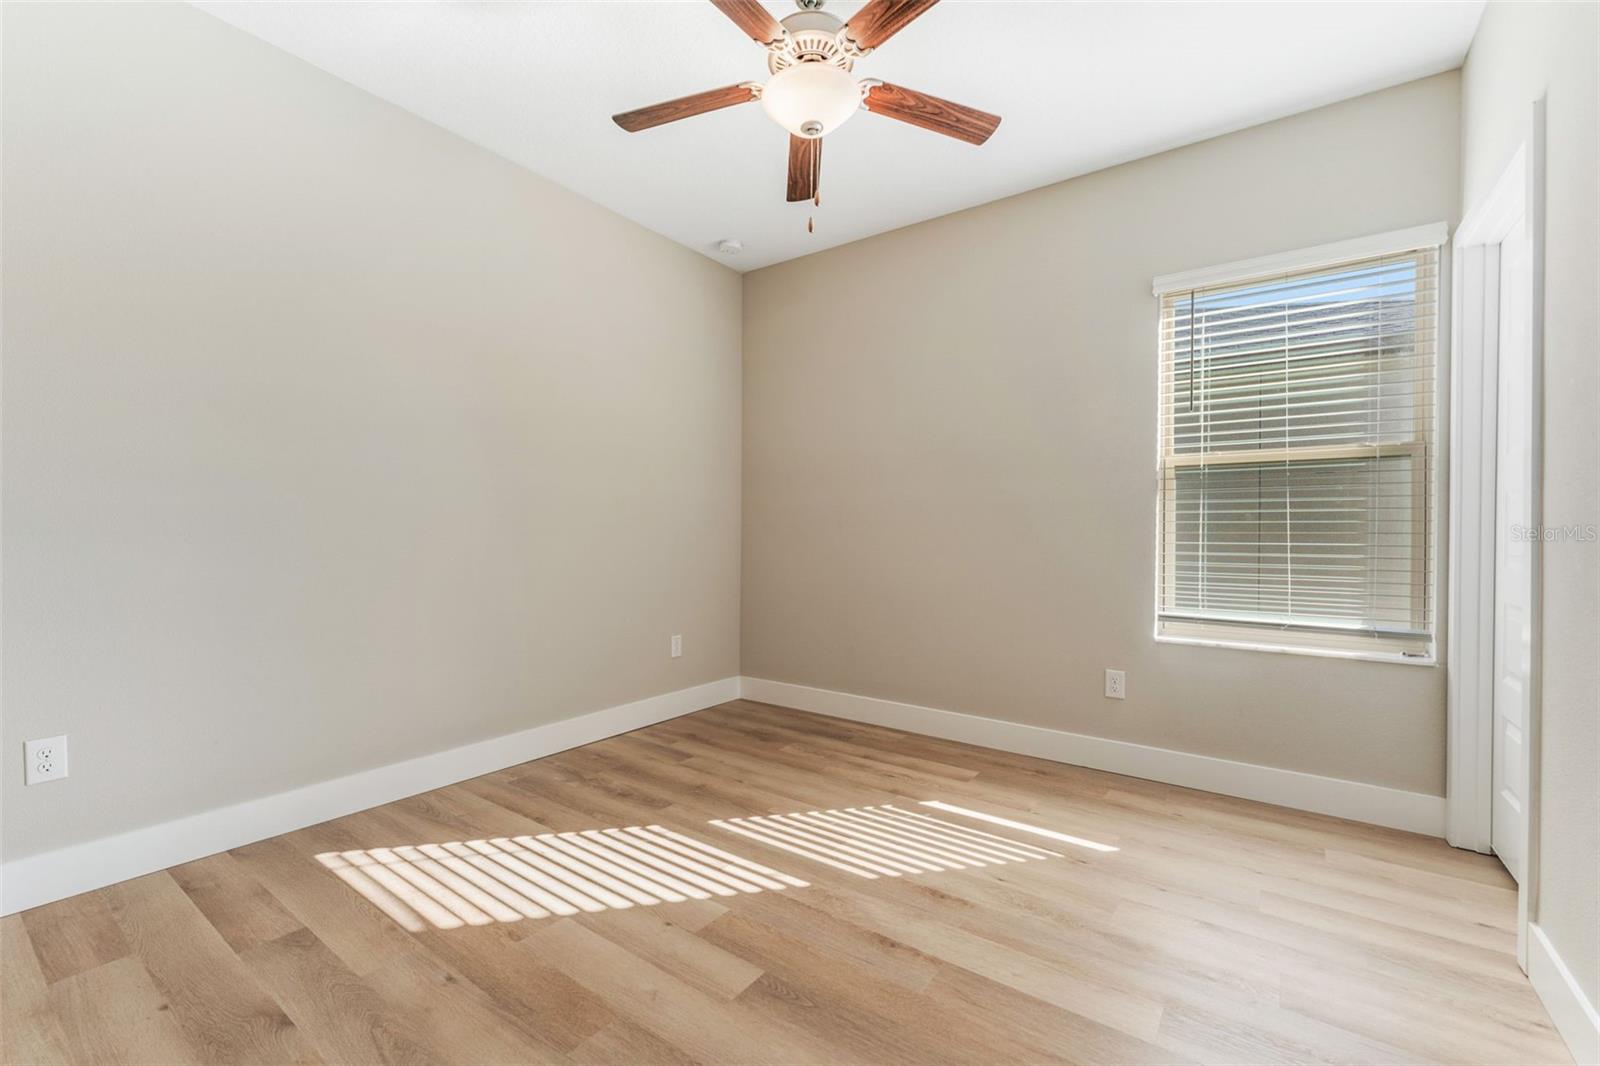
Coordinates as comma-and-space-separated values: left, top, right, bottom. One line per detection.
1491, 215, 1531, 882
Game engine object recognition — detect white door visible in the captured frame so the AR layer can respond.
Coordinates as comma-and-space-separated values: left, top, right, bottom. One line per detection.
1491, 214, 1532, 882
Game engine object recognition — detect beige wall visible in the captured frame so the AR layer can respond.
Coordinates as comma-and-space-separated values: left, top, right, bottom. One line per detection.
1461, 0, 1599, 1008
743, 73, 1460, 796
9, 6, 1584, 979
0, 2, 742, 860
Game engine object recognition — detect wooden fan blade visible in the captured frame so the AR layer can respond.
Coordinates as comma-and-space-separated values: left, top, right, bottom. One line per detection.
710, 0, 785, 44
612, 84, 758, 132
787, 135, 821, 203
843, 0, 940, 50
861, 82, 1001, 145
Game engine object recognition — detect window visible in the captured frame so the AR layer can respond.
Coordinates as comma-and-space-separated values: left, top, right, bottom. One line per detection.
1154, 228, 1443, 661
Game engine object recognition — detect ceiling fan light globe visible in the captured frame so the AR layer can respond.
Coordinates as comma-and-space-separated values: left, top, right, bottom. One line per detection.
761, 62, 859, 139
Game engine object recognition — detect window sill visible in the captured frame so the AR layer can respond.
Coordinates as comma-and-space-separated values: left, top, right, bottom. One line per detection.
1154, 632, 1437, 667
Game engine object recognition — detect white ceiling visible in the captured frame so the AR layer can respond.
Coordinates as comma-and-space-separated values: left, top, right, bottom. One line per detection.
194, 1, 1484, 272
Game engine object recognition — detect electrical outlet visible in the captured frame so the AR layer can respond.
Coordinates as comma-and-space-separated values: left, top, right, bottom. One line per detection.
25, 735, 68, 785
1104, 669, 1126, 700
670, 634, 683, 659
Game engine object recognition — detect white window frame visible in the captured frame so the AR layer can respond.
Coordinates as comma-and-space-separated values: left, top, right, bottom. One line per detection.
1151, 223, 1449, 665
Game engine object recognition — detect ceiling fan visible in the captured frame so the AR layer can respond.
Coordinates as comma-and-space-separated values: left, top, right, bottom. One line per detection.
611, 0, 1001, 214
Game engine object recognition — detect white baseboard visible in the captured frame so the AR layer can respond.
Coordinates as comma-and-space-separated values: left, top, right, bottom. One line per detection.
1530, 923, 1600, 1065
740, 677, 1445, 836
0, 677, 741, 916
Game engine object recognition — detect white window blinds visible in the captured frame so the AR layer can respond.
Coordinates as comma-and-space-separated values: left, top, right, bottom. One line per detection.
1156, 243, 1439, 657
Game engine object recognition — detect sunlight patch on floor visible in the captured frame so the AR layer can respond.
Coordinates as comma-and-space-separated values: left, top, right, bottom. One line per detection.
315, 826, 808, 931
919, 800, 1119, 852
710, 802, 1110, 879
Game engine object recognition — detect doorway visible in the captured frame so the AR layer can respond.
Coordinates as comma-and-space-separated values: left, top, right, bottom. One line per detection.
1445, 108, 1546, 971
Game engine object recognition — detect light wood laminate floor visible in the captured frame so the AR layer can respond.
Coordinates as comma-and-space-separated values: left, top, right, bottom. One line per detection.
2, 700, 1571, 1065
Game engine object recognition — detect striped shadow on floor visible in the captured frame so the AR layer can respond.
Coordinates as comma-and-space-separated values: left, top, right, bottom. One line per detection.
710, 802, 1115, 879
316, 826, 808, 931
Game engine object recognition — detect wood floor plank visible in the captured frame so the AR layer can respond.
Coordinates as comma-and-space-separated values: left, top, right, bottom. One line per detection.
1156, 996, 1422, 1066
731, 969, 948, 1066
567, 1017, 700, 1066
240, 926, 440, 1065
3, 699, 1572, 1065
576, 905, 766, 1001
357, 942, 570, 1065
922, 964, 1182, 1065
530, 917, 846, 1064
792, 877, 1166, 1041
47, 956, 204, 1066
1279, 963, 1571, 1063
571, 738, 822, 814
105, 872, 321, 1064
19, 887, 130, 984
703, 906, 1069, 1065
0, 915, 75, 1066
707, 883, 942, 994
409, 921, 618, 1051
169, 851, 305, 954
228, 831, 427, 979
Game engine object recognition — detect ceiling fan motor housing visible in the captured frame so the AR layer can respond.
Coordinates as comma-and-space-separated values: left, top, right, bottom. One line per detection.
761, 7, 866, 139
768, 10, 856, 74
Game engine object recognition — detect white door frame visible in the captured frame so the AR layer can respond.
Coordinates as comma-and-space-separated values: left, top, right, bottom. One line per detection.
1445, 100, 1545, 970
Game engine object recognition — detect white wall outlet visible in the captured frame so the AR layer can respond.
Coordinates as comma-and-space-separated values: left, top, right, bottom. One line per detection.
25, 735, 69, 785
1104, 669, 1126, 700
670, 634, 683, 659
